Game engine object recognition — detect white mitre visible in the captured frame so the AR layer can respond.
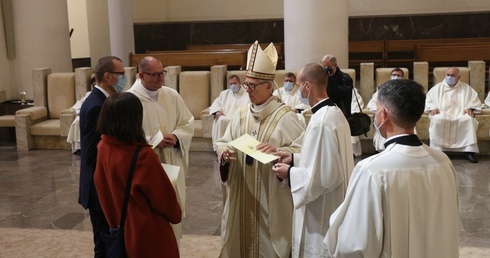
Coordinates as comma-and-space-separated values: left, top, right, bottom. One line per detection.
245, 41, 278, 80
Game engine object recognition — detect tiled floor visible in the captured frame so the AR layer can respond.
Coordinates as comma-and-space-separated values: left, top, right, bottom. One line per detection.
0, 145, 489, 257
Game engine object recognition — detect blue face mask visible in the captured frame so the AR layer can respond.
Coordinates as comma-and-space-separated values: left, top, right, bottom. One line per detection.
297, 83, 310, 106
230, 83, 240, 93
284, 82, 294, 91
113, 75, 127, 93
445, 76, 457, 86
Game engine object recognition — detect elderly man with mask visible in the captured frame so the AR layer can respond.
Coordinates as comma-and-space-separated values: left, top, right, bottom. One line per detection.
321, 54, 353, 117
425, 67, 481, 163
367, 68, 405, 152
209, 75, 250, 152
216, 41, 304, 258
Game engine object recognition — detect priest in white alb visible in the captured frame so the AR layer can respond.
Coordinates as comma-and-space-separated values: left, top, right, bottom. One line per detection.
216, 41, 305, 258
272, 63, 354, 258
425, 66, 481, 163
326, 79, 459, 258
127, 56, 194, 241
209, 75, 250, 151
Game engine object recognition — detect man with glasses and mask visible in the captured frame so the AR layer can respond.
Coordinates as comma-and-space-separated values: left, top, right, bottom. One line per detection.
367, 68, 405, 152
216, 41, 304, 258
128, 56, 194, 243
79, 56, 126, 257
209, 75, 250, 152
425, 67, 481, 163
326, 79, 459, 258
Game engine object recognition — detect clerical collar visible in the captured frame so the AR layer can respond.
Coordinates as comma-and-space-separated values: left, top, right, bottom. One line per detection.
384, 134, 422, 148
141, 85, 158, 101
252, 96, 273, 113
311, 98, 334, 114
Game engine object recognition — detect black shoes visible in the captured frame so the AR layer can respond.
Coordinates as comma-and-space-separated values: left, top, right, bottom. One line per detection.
465, 152, 478, 163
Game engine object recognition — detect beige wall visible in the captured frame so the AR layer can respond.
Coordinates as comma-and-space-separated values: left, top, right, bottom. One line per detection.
67, 0, 90, 58
0, 1, 13, 100
132, 0, 490, 23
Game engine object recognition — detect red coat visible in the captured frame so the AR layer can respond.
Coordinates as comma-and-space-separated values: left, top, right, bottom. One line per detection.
95, 135, 182, 258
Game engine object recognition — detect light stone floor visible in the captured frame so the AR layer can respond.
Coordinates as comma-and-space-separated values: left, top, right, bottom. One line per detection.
0, 144, 489, 257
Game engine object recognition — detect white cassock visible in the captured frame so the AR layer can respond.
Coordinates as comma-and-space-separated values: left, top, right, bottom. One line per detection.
274, 86, 311, 126
216, 96, 304, 258
66, 91, 91, 153
128, 81, 194, 241
325, 136, 459, 258
425, 80, 481, 152
367, 90, 386, 151
485, 91, 490, 107
289, 99, 354, 258
350, 88, 364, 156
209, 87, 250, 151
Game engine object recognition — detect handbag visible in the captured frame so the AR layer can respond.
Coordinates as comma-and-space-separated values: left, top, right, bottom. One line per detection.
103, 146, 142, 258
348, 91, 371, 137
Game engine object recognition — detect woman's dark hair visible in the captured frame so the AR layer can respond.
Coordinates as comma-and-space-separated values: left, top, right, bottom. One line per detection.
97, 93, 146, 144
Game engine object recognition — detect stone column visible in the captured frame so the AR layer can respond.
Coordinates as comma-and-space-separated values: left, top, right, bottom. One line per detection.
75, 67, 94, 99
211, 65, 228, 102
284, 0, 348, 70
413, 62, 429, 93
107, 0, 135, 65
468, 61, 485, 100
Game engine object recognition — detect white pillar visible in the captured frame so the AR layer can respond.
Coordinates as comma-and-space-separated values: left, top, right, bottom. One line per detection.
8, 0, 72, 99
284, 0, 348, 70
108, 0, 134, 65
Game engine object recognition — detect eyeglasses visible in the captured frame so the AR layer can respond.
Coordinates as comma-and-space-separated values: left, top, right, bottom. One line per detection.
108, 71, 125, 78
142, 70, 167, 78
242, 81, 269, 91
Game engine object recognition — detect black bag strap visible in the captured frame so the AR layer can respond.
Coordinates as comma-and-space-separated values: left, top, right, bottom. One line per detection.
353, 88, 364, 114
119, 145, 142, 228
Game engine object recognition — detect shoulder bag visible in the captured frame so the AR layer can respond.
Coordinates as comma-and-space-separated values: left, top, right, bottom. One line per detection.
348, 91, 371, 137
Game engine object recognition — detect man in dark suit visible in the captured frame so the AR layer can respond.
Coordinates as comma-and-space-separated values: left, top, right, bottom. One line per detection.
79, 56, 126, 257
321, 54, 354, 117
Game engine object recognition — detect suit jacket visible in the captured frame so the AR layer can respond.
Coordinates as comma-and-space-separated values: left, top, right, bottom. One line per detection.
78, 87, 107, 210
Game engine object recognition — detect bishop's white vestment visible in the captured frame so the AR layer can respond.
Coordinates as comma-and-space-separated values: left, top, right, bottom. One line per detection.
209, 87, 250, 151
289, 99, 354, 258
425, 80, 481, 152
325, 135, 459, 258
216, 96, 304, 258
128, 81, 194, 240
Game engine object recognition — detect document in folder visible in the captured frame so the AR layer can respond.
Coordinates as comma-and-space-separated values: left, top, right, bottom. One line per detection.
228, 133, 279, 164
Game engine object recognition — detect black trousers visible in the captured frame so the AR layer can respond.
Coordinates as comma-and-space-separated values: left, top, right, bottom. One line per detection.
89, 208, 109, 258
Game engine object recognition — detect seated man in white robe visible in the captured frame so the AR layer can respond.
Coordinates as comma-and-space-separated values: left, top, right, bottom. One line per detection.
485, 90, 490, 107
209, 75, 250, 151
350, 87, 364, 156
67, 75, 95, 154
216, 41, 304, 258
326, 79, 459, 258
425, 66, 481, 163
367, 68, 404, 152
273, 72, 310, 112
272, 63, 354, 257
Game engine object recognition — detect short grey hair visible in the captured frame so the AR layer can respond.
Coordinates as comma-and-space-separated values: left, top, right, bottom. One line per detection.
321, 54, 337, 66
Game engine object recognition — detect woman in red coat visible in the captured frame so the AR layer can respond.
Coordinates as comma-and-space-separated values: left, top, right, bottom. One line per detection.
95, 92, 182, 257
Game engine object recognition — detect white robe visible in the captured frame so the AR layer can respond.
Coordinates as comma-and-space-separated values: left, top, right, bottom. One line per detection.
425, 80, 481, 152
485, 91, 490, 107
273, 86, 309, 111
128, 81, 194, 240
216, 96, 305, 258
367, 90, 386, 151
325, 141, 459, 258
350, 88, 364, 156
289, 102, 354, 258
209, 87, 250, 151
66, 91, 91, 153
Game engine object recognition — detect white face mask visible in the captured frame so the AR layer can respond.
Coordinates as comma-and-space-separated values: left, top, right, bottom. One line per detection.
373, 108, 387, 136
284, 82, 294, 91
297, 83, 310, 106
230, 83, 240, 93
445, 76, 457, 86
391, 75, 402, 80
